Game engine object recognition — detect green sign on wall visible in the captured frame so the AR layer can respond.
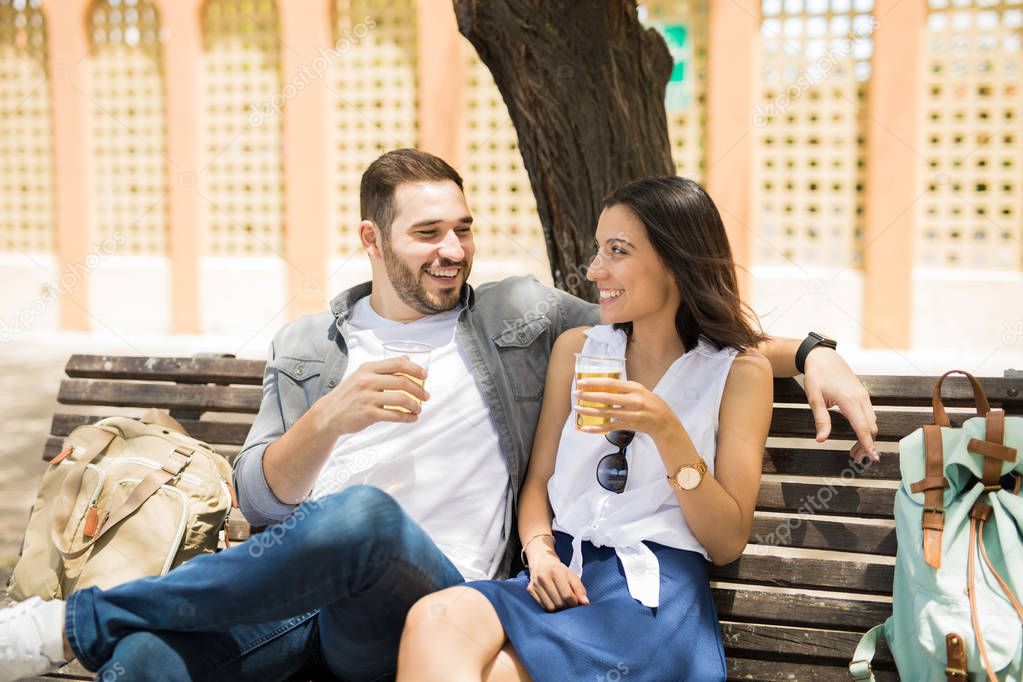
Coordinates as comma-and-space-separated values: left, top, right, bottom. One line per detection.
658, 24, 689, 111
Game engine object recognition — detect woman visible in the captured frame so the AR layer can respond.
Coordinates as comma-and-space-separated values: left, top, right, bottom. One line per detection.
396, 176, 774, 681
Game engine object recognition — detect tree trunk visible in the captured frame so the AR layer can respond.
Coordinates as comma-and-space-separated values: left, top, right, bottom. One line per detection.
454, 0, 675, 300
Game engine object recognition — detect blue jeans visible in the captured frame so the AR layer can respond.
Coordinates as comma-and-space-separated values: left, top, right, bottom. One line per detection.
64, 485, 466, 681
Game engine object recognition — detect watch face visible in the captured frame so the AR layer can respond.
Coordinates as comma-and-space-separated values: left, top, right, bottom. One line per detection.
812, 331, 837, 347
678, 467, 701, 490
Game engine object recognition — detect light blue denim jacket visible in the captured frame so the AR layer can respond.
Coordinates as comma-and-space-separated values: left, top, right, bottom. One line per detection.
233, 276, 598, 573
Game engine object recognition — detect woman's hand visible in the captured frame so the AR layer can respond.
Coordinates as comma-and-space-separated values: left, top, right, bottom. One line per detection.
575, 377, 679, 440
802, 348, 879, 464
526, 553, 590, 611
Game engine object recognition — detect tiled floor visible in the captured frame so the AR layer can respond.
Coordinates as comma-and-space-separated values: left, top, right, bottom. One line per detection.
0, 346, 68, 587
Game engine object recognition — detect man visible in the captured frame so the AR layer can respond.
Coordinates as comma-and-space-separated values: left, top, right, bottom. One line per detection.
0, 149, 877, 681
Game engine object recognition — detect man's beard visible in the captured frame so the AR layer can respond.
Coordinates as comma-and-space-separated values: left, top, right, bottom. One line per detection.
380, 237, 470, 315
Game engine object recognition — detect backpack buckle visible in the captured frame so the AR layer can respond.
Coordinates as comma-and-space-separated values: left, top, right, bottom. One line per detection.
848, 659, 873, 680
922, 507, 945, 531
163, 446, 193, 476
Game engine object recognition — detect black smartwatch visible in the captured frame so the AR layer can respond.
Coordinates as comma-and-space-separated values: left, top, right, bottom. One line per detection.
795, 332, 837, 375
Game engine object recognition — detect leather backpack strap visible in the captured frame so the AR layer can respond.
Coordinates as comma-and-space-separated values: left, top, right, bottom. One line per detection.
967, 507, 1000, 682
966, 500, 1023, 682
932, 370, 991, 427
915, 424, 948, 569
50, 445, 193, 560
976, 514, 1023, 621
945, 633, 967, 681
919, 370, 1000, 571
968, 409, 1016, 490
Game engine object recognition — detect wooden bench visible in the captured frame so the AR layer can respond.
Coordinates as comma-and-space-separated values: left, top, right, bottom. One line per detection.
15, 354, 1023, 681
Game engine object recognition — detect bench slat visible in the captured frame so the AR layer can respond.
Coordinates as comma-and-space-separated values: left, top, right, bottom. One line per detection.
763, 447, 900, 479
65, 354, 266, 384
756, 480, 895, 518
713, 587, 891, 630
773, 374, 1023, 408
722, 622, 894, 666
57, 379, 263, 413
59, 361, 1023, 407
749, 516, 897, 555
726, 657, 898, 681
50, 414, 253, 446
709, 554, 895, 595
769, 404, 1002, 443
770, 405, 980, 440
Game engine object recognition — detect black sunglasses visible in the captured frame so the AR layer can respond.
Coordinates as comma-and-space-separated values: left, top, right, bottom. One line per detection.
596, 430, 636, 493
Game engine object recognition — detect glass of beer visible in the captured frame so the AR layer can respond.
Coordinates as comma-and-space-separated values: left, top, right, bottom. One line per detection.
574, 353, 625, 430
382, 341, 432, 413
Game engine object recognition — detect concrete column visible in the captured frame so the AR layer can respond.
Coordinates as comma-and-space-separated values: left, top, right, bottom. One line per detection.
44, 0, 95, 330
861, 0, 925, 349
705, 0, 760, 301
157, 0, 204, 333
279, 0, 333, 320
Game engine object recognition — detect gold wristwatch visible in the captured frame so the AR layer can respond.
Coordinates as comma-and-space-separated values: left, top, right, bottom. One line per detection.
667, 458, 708, 491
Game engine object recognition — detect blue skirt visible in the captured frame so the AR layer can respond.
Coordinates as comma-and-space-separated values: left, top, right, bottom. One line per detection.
466, 531, 726, 682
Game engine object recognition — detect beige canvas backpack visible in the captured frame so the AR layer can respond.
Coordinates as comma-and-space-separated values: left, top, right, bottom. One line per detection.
8, 411, 237, 600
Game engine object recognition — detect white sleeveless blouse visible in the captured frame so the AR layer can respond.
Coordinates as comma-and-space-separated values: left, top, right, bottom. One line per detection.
548, 324, 739, 607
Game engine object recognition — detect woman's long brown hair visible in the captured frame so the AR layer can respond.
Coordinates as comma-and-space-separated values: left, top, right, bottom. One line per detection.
603, 176, 767, 352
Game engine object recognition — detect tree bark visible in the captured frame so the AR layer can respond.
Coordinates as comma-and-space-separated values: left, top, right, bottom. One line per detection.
454, 0, 675, 300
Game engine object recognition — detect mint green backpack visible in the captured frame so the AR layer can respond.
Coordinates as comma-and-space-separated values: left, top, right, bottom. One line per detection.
851, 370, 1022, 681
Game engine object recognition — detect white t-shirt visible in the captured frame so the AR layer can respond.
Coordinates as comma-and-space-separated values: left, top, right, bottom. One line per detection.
310, 297, 511, 580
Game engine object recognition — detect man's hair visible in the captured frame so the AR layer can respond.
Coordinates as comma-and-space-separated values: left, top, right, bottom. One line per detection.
360, 148, 464, 237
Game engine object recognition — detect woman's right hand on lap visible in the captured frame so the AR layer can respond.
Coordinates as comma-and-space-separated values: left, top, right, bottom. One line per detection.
526, 556, 589, 611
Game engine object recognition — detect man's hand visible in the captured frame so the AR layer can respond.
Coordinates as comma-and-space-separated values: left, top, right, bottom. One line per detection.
317, 357, 430, 437
802, 348, 879, 464
260, 356, 431, 506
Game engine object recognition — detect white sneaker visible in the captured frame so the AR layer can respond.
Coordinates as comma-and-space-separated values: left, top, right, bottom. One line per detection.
0, 597, 66, 682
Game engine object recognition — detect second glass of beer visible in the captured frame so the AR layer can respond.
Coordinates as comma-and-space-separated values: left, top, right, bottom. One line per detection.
574, 353, 625, 430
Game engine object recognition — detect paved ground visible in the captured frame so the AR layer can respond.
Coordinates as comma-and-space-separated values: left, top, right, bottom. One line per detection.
0, 346, 67, 587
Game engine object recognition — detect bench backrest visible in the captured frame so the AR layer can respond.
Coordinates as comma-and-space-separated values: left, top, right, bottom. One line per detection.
45, 355, 1023, 680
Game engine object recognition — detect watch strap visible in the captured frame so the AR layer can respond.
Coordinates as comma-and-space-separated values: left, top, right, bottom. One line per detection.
795, 332, 837, 375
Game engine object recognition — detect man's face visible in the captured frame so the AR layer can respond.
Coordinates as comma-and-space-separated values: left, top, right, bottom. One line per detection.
379, 181, 475, 315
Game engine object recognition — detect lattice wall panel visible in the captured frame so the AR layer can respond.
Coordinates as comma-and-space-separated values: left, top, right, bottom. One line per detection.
640, 0, 708, 180
918, 0, 1023, 269
463, 49, 549, 270
200, 0, 283, 258
89, 0, 165, 256
331, 0, 418, 258
754, 0, 875, 267
0, 0, 52, 254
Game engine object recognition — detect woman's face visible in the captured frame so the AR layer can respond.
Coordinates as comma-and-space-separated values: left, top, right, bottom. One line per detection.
587, 204, 680, 326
